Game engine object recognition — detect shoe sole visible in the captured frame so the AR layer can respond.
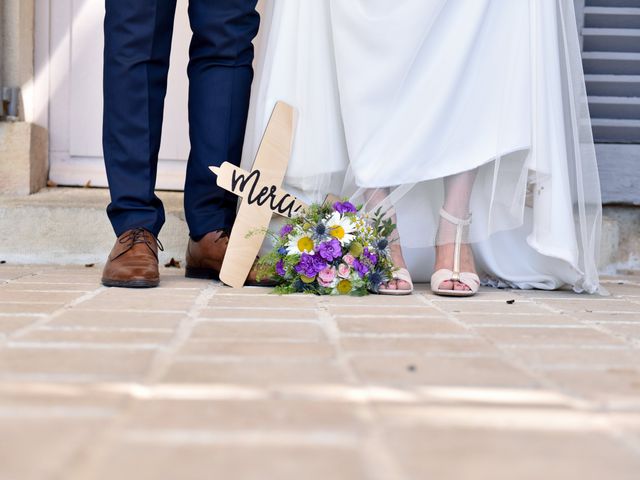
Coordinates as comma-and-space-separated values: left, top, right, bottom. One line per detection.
432, 289, 476, 297
377, 289, 414, 296
101, 278, 159, 288
185, 266, 220, 280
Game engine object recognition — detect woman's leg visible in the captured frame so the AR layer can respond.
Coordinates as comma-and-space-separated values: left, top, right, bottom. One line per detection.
435, 168, 479, 291
364, 188, 411, 291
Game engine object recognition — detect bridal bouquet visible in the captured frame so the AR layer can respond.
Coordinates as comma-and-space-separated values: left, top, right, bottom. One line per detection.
257, 201, 396, 295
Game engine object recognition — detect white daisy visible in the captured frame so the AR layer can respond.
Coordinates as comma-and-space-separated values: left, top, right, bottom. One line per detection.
286, 230, 315, 255
326, 211, 356, 245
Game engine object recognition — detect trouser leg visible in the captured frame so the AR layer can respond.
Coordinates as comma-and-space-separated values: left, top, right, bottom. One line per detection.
184, 0, 260, 239
103, 0, 177, 237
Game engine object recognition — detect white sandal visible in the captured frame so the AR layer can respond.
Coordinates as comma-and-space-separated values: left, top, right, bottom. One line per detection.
379, 267, 414, 296
431, 208, 480, 297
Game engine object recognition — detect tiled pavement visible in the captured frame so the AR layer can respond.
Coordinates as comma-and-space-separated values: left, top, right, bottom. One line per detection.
1, 265, 640, 480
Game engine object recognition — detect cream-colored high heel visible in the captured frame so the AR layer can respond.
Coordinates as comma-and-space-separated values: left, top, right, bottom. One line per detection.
431, 208, 480, 297
379, 267, 414, 296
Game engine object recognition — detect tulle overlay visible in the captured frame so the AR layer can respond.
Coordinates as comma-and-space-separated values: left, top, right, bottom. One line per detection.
242, 0, 603, 293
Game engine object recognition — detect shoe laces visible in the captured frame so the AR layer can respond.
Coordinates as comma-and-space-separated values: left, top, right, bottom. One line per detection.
119, 228, 164, 257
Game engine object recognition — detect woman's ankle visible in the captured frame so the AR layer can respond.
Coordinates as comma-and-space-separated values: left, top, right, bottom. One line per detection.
434, 243, 477, 274
389, 244, 407, 269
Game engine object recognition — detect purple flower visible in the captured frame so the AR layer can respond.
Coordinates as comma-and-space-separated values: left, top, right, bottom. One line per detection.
333, 201, 357, 214
295, 253, 327, 278
363, 248, 378, 266
353, 258, 370, 278
276, 259, 286, 277
279, 224, 294, 237
316, 239, 342, 262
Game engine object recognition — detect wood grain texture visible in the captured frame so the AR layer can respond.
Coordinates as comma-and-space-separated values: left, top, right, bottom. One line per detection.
214, 102, 296, 288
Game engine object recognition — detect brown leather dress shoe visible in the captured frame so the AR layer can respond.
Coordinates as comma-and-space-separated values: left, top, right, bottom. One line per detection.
102, 228, 163, 288
185, 230, 229, 280
185, 230, 278, 287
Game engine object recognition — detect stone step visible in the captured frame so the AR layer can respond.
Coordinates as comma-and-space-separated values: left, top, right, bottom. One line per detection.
584, 6, 640, 29
583, 28, 640, 53
582, 51, 640, 75
586, 0, 640, 7
0, 188, 637, 274
585, 74, 640, 97
591, 117, 640, 142
588, 95, 640, 119
0, 188, 188, 265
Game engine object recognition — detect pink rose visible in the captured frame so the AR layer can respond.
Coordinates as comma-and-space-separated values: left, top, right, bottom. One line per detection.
343, 254, 355, 266
338, 263, 351, 279
318, 266, 337, 287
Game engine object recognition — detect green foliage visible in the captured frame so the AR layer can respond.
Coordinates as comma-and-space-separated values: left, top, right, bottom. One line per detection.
258, 199, 397, 296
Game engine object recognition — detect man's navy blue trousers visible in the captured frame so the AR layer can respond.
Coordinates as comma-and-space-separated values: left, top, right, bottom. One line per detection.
103, 0, 259, 239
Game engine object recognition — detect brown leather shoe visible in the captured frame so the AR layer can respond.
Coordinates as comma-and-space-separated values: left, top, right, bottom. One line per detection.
185, 230, 229, 280
101, 228, 162, 288
185, 230, 278, 287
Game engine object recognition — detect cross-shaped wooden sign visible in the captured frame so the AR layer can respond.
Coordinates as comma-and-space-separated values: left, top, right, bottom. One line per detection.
209, 102, 308, 288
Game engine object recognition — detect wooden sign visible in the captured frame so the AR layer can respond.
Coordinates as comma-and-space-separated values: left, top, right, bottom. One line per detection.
209, 102, 307, 288
210, 162, 307, 218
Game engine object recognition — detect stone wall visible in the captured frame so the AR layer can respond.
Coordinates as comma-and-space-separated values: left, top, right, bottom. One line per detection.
1, 0, 36, 121
0, 0, 47, 195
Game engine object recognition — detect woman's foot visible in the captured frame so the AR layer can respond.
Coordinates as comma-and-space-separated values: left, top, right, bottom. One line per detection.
431, 208, 480, 296
434, 242, 477, 291
383, 244, 412, 292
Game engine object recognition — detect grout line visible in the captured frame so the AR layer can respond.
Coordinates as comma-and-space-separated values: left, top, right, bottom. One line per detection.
146, 284, 220, 382
416, 292, 599, 411
2, 287, 107, 345
520, 295, 640, 453
537, 300, 640, 351
122, 429, 360, 448
37, 325, 174, 333
65, 282, 218, 479
316, 298, 409, 480
172, 356, 335, 364
340, 332, 474, 339
195, 317, 321, 324
5, 342, 162, 350
499, 344, 631, 351
185, 338, 322, 344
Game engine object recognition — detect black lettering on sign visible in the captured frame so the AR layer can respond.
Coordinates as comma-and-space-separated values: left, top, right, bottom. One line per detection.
230, 168, 303, 218
231, 168, 260, 195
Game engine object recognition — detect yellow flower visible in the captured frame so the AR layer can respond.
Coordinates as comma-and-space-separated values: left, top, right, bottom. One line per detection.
337, 279, 352, 295
326, 212, 355, 245
330, 225, 345, 240
301, 275, 316, 284
297, 236, 314, 252
286, 231, 315, 254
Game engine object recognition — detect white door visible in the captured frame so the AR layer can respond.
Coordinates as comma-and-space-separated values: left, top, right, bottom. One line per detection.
42, 0, 192, 190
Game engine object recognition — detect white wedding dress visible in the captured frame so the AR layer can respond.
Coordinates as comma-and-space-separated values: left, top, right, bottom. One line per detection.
242, 0, 603, 293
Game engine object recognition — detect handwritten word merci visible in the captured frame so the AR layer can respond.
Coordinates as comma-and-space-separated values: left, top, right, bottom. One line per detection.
209, 163, 307, 218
